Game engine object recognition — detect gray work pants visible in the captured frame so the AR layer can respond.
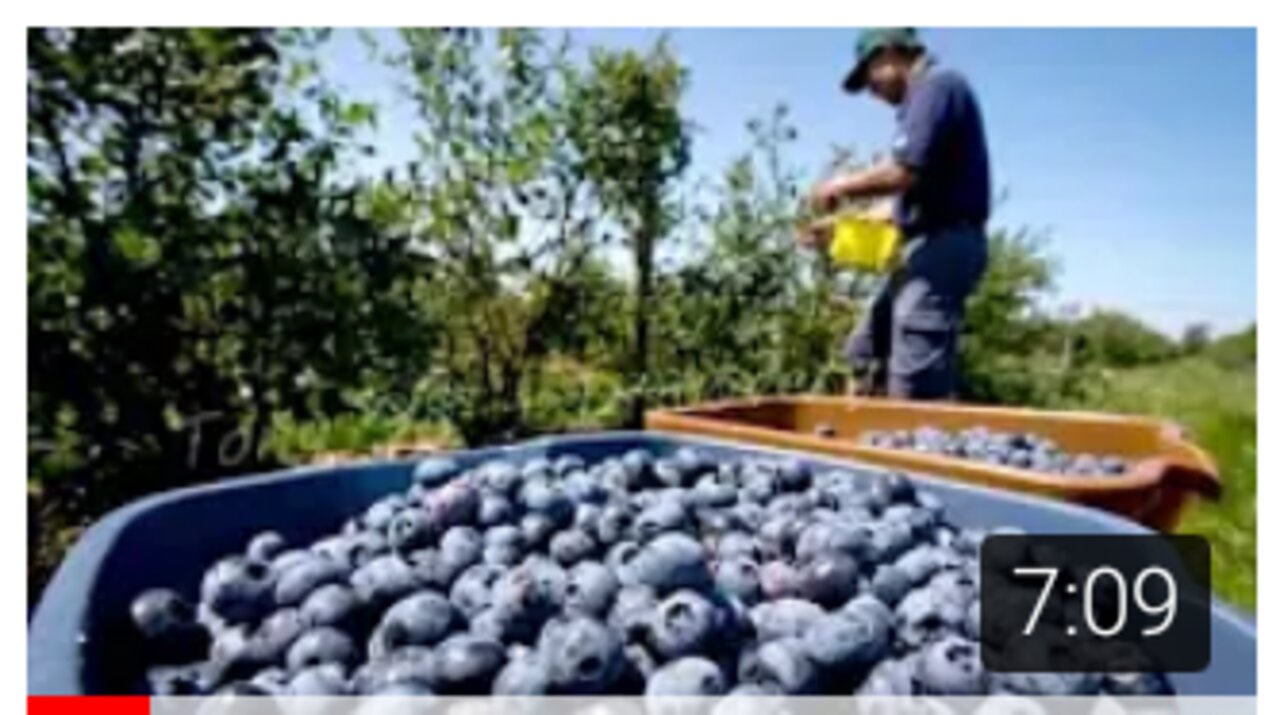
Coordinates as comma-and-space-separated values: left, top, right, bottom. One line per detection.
842, 225, 989, 399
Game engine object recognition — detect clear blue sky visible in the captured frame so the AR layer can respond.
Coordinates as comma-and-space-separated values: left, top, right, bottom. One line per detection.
320, 28, 1256, 337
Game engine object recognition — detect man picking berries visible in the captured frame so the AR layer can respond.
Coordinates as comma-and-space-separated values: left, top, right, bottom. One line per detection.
806, 28, 990, 399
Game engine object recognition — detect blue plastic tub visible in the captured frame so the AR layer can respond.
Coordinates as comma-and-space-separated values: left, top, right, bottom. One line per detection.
28, 432, 1256, 695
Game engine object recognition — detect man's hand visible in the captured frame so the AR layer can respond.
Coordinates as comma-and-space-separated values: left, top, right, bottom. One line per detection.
808, 180, 844, 214
796, 214, 836, 250
810, 160, 916, 214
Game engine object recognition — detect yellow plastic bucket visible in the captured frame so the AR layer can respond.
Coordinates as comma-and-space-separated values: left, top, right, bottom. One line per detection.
828, 214, 901, 273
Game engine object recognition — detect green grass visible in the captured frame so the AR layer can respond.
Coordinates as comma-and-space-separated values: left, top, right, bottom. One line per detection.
1072, 357, 1256, 610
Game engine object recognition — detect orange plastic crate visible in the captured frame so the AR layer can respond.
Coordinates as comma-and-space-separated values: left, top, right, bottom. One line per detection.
646, 395, 1220, 530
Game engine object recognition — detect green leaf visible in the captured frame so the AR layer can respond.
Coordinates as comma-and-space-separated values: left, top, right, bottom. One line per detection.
111, 227, 161, 268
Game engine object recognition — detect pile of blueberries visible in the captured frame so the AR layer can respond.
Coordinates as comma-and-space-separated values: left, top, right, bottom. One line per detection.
131, 447, 1168, 698
857, 426, 1129, 477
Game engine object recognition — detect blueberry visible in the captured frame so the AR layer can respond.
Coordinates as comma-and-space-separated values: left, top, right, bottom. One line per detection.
270, 549, 313, 576
1101, 456, 1127, 476
776, 461, 812, 492
286, 627, 358, 672
493, 651, 552, 695
482, 543, 524, 567
468, 461, 517, 496
201, 557, 275, 624
646, 590, 718, 659
552, 454, 587, 477
519, 555, 570, 603
991, 663, 1102, 696
287, 662, 350, 695
723, 681, 784, 698
1096, 642, 1174, 695
449, 563, 504, 618
247, 532, 287, 564
741, 470, 776, 504
749, 599, 824, 643
413, 457, 461, 488
364, 495, 408, 532
633, 500, 691, 542
963, 600, 981, 640
470, 604, 541, 645
564, 471, 608, 505
652, 457, 690, 489
694, 508, 736, 538
247, 666, 290, 695
431, 634, 506, 694
953, 529, 985, 557
739, 638, 818, 695
606, 540, 643, 575
423, 480, 481, 530
714, 557, 762, 605
368, 591, 459, 658
346, 530, 391, 568
386, 510, 436, 554
927, 567, 979, 609
519, 457, 553, 484
477, 494, 516, 527
715, 532, 760, 562
519, 513, 558, 549
145, 663, 214, 695
840, 593, 894, 631
757, 518, 798, 560
376, 681, 438, 699
487, 569, 558, 633
212, 681, 275, 697
352, 646, 437, 693
439, 526, 484, 572
801, 614, 872, 674
350, 554, 420, 607
895, 587, 967, 648
869, 472, 917, 507
484, 524, 524, 550
251, 607, 307, 663
311, 534, 365, 571
622, 533, 712, 593
595, 503, 633, 545
573, 502, 603, 532
549, 529, 598, 566
894, 545, 958, 587
915, 635, 986, 695
882, 504, 939, 541
1103, 670, 1174, 696
758, 560, 803, 600
274, 556, 348, 608
608, 585, 658, 643
540, 615, 625, 694
204, 627, 276, 687
299, 584, 366, 635
130, 589, 208, 664
519, 480, 574, 526
855, 655, 918, 695
564, 561, 620, 617
863, 518, 915, 564
621, 449, 656, 486
805, 607, 890, 676
799, 552, 860, 607
623, 642, 660, 682
869, 564, 913, 607
646, 656, 727, 696
730, 503, 766, 531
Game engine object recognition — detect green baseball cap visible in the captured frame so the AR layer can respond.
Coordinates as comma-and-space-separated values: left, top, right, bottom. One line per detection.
842, 27, 924, 93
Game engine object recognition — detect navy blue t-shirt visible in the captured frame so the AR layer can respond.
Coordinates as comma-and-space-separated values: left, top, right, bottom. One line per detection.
892, 64, 991, 237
